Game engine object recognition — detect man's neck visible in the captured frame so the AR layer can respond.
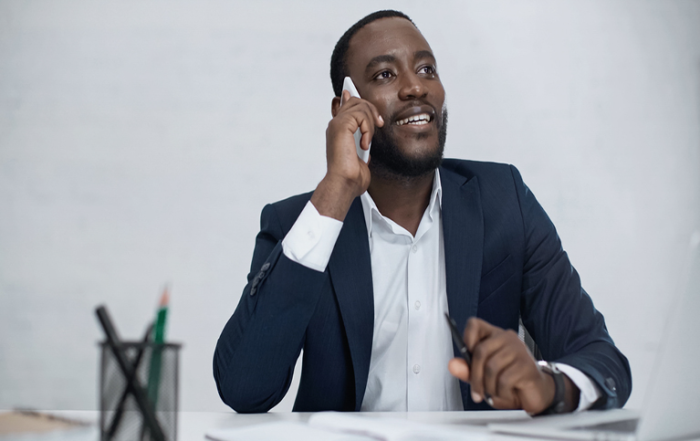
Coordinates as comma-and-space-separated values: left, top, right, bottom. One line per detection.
367, 169, 436, 237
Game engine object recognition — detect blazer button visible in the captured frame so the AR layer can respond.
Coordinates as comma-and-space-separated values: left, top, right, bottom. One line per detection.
605, 378, 616, 392
261, 262, 270, 271
250, 286, 257, 296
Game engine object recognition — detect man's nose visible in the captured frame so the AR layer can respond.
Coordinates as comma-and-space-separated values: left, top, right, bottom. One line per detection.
398, 72, 427, 100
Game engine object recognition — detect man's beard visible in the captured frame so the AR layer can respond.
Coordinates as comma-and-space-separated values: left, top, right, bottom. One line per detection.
369, 108, 447, 179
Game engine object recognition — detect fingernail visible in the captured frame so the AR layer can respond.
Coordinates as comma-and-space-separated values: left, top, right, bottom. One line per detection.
485, 395, 494, 406
378, 115, 384, 125
471, 391, 482, 403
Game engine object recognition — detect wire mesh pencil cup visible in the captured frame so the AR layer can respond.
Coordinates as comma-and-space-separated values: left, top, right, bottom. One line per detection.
99, 341, 180, 441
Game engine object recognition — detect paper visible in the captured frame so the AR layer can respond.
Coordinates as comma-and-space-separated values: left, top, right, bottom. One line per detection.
205, 421, 372, 441
0, 411, 89, 435
206, 412, 492, 441
309, 412, 489, 441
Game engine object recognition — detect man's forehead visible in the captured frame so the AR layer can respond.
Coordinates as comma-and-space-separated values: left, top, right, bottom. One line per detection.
346, 17, 432, 68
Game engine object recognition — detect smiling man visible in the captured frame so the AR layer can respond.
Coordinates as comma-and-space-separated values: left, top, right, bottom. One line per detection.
214, 10, 631, 414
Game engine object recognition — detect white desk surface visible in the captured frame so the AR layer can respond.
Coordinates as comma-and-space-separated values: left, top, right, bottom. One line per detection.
4, 410, 700, 441
180, 410, 530, 439
0, 410, 529, 440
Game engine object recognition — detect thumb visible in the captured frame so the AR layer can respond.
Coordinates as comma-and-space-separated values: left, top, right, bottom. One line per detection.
448, 358, 470, 382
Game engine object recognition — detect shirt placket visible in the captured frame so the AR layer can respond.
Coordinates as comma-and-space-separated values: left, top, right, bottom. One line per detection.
406, 235, 426, 411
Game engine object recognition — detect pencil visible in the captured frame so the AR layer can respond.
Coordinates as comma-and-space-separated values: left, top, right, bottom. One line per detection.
146, 287, 169, 413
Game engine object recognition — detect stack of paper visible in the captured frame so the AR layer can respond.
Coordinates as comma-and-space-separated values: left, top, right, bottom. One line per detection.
206, 412, 489, 441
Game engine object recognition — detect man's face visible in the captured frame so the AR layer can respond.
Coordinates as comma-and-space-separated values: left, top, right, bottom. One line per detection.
345, 17, 447, 178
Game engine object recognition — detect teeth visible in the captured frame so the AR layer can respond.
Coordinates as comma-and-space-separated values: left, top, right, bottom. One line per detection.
396, 113, 432, 126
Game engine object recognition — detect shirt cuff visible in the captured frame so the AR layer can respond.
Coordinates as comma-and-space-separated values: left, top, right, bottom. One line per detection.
553, 363, 602, 411
281, 200, 343, 272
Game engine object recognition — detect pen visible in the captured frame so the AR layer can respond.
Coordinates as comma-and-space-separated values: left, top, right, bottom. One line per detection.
444, 313, 472, 367
107, 321, 154, 439
445, 313, 494, 405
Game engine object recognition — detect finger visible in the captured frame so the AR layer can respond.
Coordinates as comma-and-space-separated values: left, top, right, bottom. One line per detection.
338, 99, 382, 152
463, 317, 498, 352
485, 393, 520, 410
349, 98, 383, 128
339, 90, 350, 107
365, 101, 383, 127
334, 101, 373, 151
355, 105, 378, 150
492, 358, 522, 408
337, 95, 365, 112
483, 346, 518, 401
469, 332, 508, 403
448, 357, 470, 382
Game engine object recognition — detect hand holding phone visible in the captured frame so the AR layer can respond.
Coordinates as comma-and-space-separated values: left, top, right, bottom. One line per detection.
340, 76, 370, 163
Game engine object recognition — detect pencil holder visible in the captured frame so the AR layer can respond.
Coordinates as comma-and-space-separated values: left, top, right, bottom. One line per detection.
99, 341, 181, 441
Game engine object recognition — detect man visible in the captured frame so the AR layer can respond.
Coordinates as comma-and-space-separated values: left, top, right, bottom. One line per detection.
214, 10, 631, 414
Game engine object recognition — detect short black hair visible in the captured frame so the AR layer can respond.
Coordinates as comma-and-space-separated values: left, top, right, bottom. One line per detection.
330, 10, 416, 97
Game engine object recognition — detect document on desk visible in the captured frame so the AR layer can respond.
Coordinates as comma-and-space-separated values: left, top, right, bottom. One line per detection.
309, 412, 489, 440
205, 412, 490, 441
205, 421, 369, 441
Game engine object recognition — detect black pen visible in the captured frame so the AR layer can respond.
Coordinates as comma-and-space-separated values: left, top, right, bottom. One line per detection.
107, 322, 154, 439
445, 313, 495, 405
445, 313, 472, 367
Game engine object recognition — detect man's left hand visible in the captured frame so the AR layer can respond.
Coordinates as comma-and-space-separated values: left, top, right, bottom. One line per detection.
447, 317, 578, 414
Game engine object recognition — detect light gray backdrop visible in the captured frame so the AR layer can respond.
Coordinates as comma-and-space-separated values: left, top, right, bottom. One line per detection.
1, 0, 699, 412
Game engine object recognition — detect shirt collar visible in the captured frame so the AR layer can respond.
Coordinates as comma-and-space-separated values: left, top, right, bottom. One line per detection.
360, 168, 443, 237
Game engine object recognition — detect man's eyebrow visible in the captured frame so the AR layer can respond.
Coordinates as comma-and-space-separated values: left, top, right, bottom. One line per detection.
365, 54, 397, 73
414, 50, 436, 62
364, 51, 437, 74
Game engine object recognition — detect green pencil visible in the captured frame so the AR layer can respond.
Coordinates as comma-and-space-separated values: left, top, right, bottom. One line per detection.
146, 287, 169, 412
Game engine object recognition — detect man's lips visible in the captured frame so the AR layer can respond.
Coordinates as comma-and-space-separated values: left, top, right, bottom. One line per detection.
396, 113, 432, 126
393, 105, 436, 127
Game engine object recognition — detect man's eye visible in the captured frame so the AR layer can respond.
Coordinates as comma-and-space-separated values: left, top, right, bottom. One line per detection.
375, 71, 392, 80
419, 66, 436, 75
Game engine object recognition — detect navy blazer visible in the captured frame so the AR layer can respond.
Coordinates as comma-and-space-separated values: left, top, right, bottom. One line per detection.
214, 159, 632, 413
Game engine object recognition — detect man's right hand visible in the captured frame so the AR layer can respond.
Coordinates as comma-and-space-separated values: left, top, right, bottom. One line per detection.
310, 89, 384, 221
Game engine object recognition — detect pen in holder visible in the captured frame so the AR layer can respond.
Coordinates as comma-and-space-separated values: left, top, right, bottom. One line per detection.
96, 306, 181, 441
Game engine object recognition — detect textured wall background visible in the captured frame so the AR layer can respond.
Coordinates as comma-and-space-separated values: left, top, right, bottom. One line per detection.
1, 0, 699, 412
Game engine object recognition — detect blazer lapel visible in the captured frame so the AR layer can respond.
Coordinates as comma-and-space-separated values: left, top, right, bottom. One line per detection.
441, 166, 484, 408
327, 197, 374, 411
440, 166, 484, 344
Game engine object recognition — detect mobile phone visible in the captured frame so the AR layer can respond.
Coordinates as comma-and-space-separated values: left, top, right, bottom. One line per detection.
341, 76, 370, 163
445, 313, 472, 367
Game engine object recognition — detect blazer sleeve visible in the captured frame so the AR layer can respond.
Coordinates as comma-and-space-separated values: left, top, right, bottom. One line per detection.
213, 202, 330, 413
510, 165, 632, 409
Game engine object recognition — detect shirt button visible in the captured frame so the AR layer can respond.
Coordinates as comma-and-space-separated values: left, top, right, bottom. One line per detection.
307, 230, 316, 240
414, 301, 421, 310
413, 364, 421, 374
411, 245, 418, 253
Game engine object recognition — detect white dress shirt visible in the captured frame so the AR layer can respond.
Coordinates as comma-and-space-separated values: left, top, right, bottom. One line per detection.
281, 169, 601, 411
356, 171, 464, 411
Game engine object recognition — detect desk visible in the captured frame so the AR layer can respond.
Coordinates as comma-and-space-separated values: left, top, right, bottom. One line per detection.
184, 410, 530, 439
5, 410, 700, 441
1, 410, 526, 440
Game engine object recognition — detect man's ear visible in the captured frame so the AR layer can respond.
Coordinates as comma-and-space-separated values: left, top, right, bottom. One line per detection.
331, 96, 341, 117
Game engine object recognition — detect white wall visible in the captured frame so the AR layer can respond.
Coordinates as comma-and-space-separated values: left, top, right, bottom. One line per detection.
1, 0, 698, 412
